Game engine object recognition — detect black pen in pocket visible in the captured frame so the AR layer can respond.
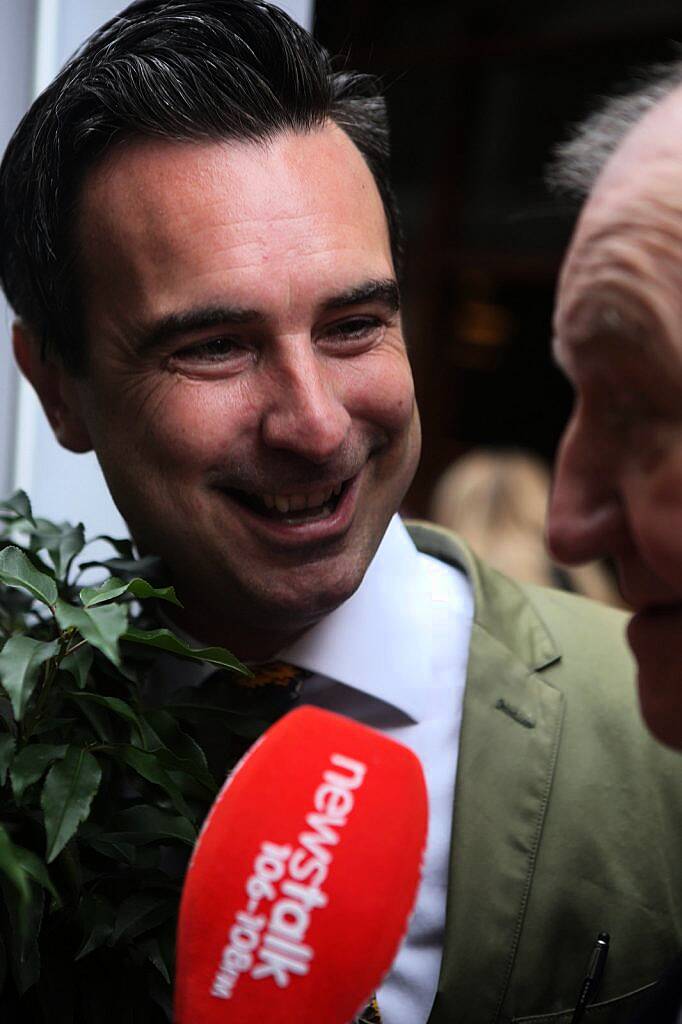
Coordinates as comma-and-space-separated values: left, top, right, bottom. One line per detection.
570, 932, 610, 1024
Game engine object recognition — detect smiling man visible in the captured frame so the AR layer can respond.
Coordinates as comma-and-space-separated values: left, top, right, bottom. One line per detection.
3, 3, 682, 1023
42, 127, 419, 657
547, 64, 682, 1023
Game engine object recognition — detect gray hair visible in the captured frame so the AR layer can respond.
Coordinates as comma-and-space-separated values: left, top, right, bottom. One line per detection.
547, 60, 682, 199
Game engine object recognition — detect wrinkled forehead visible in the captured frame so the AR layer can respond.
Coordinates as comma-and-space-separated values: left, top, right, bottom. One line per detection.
555, 89, 682, 358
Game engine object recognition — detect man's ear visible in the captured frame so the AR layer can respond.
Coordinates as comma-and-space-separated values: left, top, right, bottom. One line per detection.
12, 321, 93, 453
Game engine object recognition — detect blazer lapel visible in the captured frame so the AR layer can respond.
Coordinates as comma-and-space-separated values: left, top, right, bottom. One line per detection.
407, 523, 565, 1024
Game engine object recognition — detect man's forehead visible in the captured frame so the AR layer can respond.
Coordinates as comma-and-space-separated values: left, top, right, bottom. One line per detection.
77, 127, 392, 270
81, 126, 377, 210
75, 127, 395, 335
556, 88, 682, 356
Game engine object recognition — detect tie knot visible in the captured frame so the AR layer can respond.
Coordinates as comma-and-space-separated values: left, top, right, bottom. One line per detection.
355, 996, 383, 1023
240, 660, 311, 696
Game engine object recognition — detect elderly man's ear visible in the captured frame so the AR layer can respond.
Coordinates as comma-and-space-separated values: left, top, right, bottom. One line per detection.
12, 321, 93, 454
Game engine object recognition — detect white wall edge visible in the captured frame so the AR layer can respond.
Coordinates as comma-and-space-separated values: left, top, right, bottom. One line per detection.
11, 0, 60, 496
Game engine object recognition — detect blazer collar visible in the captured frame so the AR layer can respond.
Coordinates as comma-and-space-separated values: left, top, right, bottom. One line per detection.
406, 520, 561, 673
407, 521, 565, 1024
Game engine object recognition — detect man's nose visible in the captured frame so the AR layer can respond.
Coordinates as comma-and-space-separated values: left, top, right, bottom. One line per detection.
260, 345, 351, 462
547, 423, 626, 565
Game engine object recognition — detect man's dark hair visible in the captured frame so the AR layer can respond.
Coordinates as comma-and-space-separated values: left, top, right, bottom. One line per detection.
0, 0, 401, 371
547, 59, 682, 200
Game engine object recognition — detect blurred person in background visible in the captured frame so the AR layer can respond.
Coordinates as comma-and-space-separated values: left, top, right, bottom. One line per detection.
430, 447, 619, 603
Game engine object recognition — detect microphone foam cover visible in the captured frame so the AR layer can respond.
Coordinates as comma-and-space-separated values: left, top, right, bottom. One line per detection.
175, 705, 428, 1024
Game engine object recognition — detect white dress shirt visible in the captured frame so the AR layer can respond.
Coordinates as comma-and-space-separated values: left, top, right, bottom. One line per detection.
281, 515, 473, 1024
159, 515, 473, 1023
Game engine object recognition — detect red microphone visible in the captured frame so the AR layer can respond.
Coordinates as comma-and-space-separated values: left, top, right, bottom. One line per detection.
175, 706, 428, 1024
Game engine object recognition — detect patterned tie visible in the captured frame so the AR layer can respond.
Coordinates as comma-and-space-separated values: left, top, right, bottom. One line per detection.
355, 994, 383, 1023
243, 659, 312, 691
178, 660, 308, 783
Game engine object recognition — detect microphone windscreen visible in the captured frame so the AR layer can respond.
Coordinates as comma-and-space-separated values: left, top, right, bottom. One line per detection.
175, 705, 428, 1024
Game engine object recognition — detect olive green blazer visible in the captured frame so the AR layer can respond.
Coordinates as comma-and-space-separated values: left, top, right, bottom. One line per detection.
406, 523, 682, 1024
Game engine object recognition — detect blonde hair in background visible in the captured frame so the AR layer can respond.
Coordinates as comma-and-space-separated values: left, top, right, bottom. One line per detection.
429, 449, 620, 605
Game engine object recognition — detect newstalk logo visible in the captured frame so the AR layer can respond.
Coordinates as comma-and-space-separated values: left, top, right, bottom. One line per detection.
211, 752, 367, 999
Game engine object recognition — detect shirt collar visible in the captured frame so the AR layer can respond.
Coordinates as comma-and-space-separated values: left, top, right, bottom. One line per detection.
281, 515, 430, 722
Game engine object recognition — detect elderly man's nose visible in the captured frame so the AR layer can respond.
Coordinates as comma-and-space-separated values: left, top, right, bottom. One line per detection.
260, 360, 351, 462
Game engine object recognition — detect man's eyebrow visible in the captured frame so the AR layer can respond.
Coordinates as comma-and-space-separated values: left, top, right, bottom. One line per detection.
321, 279, 400, 313
133, 305, 264, 352
131, 279, 400, 353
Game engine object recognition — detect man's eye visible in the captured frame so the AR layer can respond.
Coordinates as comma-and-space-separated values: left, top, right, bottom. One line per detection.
324, 317, 383, 342
174, 337, 242, 362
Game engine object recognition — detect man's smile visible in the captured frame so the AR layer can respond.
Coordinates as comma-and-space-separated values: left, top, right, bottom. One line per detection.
212, 472, 363, 546
217, 475, 352, 522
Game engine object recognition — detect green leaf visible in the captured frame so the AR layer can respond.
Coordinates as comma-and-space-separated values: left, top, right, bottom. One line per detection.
0, 928, 6, 994
0, 696, 14, 733
83, 836, 135, 862
95, 805, 195, 847
0, 490, 35, 526
14, 846, 61, 907
0, 636, 60, 720
75, 894, 116, 960
108, 745, 193, 820
0, 545, 57, 606
61, 644, 93, 689
80, 576, 182, 608
69, 697, 114, 744
11, 743, 68, 802
170, 702, 270, 739
140, 710, 216, 794
0, 732, 15, 785
55, 599, 128, 667
0, 872, 43, 994
123, 626, 248, 673
112, 891, 176, 945
41, 745, 102, 863
154, 747, 216, 797
31, 521, 85, 580
79, 554, 163, 581
148, 966, 174, 1019
138, 935, 171, 983
94, 535, 135, 559
65, 691, 143, 738
0, 823, 30, 907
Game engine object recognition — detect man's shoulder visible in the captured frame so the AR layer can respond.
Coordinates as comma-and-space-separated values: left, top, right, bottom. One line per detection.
405, 518, 629, 669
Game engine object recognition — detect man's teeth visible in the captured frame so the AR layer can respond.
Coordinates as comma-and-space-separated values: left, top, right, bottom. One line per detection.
261, 483, 343, 514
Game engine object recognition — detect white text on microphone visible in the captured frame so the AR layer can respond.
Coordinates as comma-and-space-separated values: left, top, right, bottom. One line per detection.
211, 751, 367, 999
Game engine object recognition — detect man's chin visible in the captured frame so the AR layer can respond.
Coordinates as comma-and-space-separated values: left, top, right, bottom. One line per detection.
627, 606, 682, 748
636, 662, 682, 750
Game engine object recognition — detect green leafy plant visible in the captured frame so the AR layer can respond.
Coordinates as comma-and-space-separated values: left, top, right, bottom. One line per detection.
0, 491, 250, 1023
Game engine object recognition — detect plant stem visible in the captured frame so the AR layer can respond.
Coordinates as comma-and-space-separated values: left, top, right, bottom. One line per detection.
24, 629, 73, 738
64, 637, 88, 658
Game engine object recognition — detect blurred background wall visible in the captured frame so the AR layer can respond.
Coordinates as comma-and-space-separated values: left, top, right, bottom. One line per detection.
0, 0, 680, 532
314, 0, 682, 514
